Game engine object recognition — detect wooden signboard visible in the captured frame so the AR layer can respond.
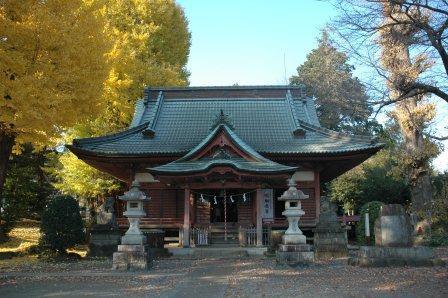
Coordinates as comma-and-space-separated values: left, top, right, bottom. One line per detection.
261, 189, 274, 222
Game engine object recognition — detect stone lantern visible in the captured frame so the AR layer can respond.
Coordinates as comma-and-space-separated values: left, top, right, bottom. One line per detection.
276, 178, 314, 264
120, 181, 150, 245
279, 178, 308, 244
113, 181, 152, 270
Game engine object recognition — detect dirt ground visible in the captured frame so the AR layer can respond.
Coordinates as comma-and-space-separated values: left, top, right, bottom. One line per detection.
0, 247, 447, 298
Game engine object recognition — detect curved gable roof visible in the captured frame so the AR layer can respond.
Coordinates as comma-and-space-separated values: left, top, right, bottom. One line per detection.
149, 124, 297, 175
69, 86, 383, 156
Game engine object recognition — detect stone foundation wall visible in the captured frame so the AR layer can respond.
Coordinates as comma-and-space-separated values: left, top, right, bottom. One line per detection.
348, 246, 441, 267
314, 230, 348, 259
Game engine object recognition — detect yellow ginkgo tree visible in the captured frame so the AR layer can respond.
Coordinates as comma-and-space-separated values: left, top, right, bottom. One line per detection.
0, 0, 110, 202
98, 0, 191, 128
54, 0, 191, 207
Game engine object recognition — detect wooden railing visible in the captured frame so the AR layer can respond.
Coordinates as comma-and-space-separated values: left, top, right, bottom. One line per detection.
117, 217, 183, 228
190, 227, 210, 246
239, 227, 270, 246
270, 218, 316, 227
244, 227, 257, 246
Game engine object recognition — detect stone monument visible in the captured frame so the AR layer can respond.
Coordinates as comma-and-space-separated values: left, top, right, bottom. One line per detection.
112, 181, 152, 270
313, 196, 348, 259
276, 178, 314, 265
349, 204, 441, 267
375, 204, 413, 247
88, 197, 121, 257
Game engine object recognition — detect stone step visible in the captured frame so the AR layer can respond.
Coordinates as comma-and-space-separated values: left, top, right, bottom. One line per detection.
210, 234, 239, 241
168, 247, 268, 258
211, 239, 239, 245
210, 231, 239, 236
210, 223, 238, 227
211, 235, 238, 240
211, 234, 239, 239
209, 228, 239, 233
193, 247, 248, 258
207, 243, 240, 247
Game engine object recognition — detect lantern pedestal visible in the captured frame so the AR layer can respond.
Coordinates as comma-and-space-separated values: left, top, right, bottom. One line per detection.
112, 244, 153, 270
121, 217, 146, 245
276, 179, 314, 265
112, 181, 152, 270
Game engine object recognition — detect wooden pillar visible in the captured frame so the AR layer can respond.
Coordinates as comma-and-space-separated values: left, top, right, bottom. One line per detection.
256, 189, 263, 246
314, 170, 321, 223
183, 187, 191, 247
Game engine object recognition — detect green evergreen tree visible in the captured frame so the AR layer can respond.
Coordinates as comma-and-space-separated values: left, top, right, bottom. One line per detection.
40, 195, 84, 254
290, 31, 375, 134
330, 126, 410, 213
1, 145, 55, 241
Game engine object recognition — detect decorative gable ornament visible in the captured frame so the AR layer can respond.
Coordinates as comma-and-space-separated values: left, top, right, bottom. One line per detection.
142, 128, 155, 138
293, 127, 306, 138
210, 109, 234, 131
211, 147, 233, 159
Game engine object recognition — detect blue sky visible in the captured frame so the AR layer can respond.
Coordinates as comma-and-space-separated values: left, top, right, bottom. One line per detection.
177, 0, 336, 86
177, 0, 447, 171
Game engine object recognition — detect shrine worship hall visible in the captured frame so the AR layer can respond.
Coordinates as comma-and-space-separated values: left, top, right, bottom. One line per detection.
68, 86, 383, 248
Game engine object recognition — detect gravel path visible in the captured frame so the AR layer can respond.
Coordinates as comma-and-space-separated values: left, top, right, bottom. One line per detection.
0, 248, 447, 297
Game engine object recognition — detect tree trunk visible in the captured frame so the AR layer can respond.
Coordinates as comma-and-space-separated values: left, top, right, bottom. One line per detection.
397, 100, 433, 215
410, 171, 433, 215
378, 2, 435, 217
0, 131, 15, 241
0, 132, 14, 195
409, 124, 433, 215
87, 197, 97, 226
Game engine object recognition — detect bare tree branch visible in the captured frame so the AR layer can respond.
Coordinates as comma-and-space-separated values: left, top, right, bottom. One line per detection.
425, 133, 448, 140
331, 0, 448, 105
403, 82, 448, 102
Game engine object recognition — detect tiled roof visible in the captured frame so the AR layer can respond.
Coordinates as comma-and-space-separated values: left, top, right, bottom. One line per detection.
71, 86, 383, 156
149, 159, 296, 174
149, 124, 297, 175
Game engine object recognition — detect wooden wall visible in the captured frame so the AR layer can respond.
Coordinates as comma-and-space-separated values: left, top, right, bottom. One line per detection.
117, 177, 320, 229
272, 187, 317, 228
117, 187, 184, 220
237, 199, 253, 226
301, 188, 316, 222
144, 189, 184, 218
195, 198, 210, 226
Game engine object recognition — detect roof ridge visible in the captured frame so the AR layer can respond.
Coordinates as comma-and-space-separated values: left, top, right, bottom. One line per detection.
72, 122, 149, 146
129, 99, 145, 128
300, 99, 311, 122
160, 97, 296, 102
298, 120, 375, 142
145, 85, 307, 91
148, 91, 164, 130
285, 89, 301, 129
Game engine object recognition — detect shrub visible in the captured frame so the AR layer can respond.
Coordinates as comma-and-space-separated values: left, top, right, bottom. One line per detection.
356, 201, 383, 245
427, 176, 448, 246
330, 148, 410, 214
40, 195, 84, 254
428, 230, 448, 247
0, 199, 18, 242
